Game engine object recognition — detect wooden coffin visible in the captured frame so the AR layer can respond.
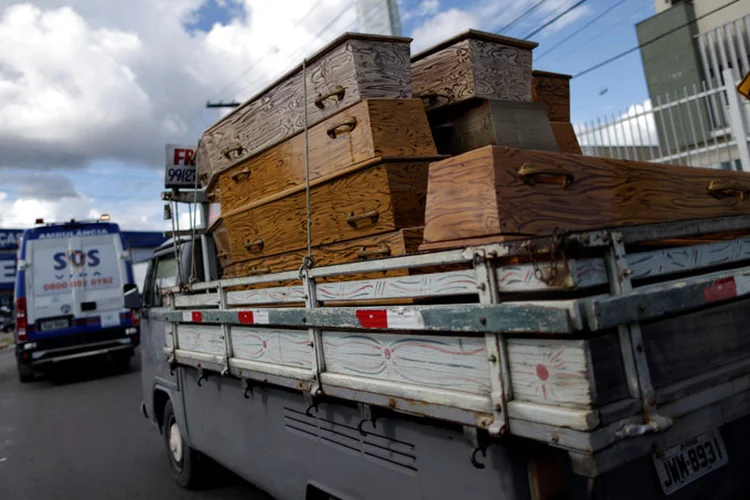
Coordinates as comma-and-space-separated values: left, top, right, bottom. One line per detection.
210, 218, 233, 269
421, 145, 750, 249
223, 228, 423, 278
224, 158, 438, 263
219, 99, 437, 213
198, 33, 413, 190
531, 70, 571, 122
550, 121, 582, 155
428, 98, 558, 156
411, 30, 536, 113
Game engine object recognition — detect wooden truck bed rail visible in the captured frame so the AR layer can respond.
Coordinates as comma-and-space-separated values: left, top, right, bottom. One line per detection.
152, 215, 750, 477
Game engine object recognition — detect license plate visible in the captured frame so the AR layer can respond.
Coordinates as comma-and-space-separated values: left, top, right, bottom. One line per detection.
653, 430, 728, 495
39, 318, 69, 331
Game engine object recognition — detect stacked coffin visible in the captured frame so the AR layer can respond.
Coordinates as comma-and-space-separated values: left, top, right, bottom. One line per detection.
531, 70, 582, 154
197, 33, 441, 277
410, 31, 559, 156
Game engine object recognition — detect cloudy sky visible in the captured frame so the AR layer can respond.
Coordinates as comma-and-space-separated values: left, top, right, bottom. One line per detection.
0, 0, 655, 231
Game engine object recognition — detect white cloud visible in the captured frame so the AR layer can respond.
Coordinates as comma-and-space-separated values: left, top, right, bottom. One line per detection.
411, 8, 477, 53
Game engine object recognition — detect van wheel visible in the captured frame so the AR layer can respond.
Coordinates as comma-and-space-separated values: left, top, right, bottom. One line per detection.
163, 400, 205, 489
17, 363, 34, 383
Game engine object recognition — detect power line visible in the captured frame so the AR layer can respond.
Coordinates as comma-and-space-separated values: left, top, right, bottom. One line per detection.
497, 0, 549, 35
573, 0, 740, 78
523, 0, 589, 40
535, 0, 626, 61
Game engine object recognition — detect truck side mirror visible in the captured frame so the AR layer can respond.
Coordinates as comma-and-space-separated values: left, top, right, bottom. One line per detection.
124, 283, 141, 309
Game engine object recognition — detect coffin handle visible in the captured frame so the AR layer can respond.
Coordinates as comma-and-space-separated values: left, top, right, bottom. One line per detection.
243, 239, 265, 253
314, 86, 346, 109
326, 118, 358, 139
517, 163, 575, 188
357, 243, 391, 260
419, 93, 449, 108
231, 167, 251, 183
707, 180, 750, 200
221, 143, 247, 160
346, 209, 380, 227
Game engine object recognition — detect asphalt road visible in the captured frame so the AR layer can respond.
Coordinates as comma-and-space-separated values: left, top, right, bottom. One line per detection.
0, 347, 270, 500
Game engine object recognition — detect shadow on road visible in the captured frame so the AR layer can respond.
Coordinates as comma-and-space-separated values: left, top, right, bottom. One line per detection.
27, 353, 140, 386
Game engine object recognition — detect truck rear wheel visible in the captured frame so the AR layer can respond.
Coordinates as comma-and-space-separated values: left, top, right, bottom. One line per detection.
163, 400, 205, 489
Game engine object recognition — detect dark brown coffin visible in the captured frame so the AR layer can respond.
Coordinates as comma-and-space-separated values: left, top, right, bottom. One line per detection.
531, 70, 572, 122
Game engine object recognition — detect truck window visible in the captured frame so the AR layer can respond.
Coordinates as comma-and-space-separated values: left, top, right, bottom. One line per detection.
143, 254, 178, 308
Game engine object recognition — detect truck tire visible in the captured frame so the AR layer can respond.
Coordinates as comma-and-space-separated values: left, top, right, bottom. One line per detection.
17, 362, 34, 383
163, 400, 205, 489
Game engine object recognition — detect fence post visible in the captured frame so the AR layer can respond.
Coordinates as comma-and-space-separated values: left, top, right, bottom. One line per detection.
724, 68, 750, 171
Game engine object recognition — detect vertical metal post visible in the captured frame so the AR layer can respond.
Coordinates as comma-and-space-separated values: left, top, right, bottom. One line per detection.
654, 96, 668, 161
724, 68, 750, 171
218, 285, 233, 375
474, 250, 510, 437
682, 87, 701, 167
665, 91, 685, 165
737, 19, 750, 76
301, 268, 325, 397
606, 233, 672, 436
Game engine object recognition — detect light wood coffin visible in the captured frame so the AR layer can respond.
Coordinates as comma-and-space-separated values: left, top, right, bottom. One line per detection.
219, 98, 437, 213
224, 158, 439, 263
223, 228, 423, 278
421, 145, 750, 249
198, 33, 413, 190
411, 30, 537, 113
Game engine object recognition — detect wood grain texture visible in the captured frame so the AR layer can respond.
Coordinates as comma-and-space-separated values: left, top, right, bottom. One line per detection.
223, 228, 422, 278
176, 324, 225, 355
428, 98, 558, 156
411, 30, 535, 113
219, 99, 437, 213
224, 160, 431, 260
550, 121, 582, 155
507, 338, 595, 407
198, 34, 412, 189
323, 331, 490, 394
643, 298, 750, 389
208, 217, 233, 269
422, 145, 750, 245
531, 70, 571, 122
231, 326, 312, 368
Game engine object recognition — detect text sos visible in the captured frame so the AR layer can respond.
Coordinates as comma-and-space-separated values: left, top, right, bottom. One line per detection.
53, 250, 101, 270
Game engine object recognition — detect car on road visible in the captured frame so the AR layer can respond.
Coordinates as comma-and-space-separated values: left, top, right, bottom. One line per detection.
13, 217, 141, 382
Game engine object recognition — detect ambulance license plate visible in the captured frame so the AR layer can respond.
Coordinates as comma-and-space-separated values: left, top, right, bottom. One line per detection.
40, 318, 70, 331
653, 430, 727, 495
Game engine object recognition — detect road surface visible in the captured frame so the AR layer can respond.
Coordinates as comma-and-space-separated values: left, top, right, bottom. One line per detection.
0, 347, 270, 500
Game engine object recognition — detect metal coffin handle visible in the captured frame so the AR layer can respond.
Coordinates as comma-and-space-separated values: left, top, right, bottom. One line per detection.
346, 209, 379, 227
326, 118, 358, 139
231, 167, 251, 183
222, 143, 247, 160
517, 163, 575, 188
314, 86, 346, 109
243, 239, 265, 253
357, 243, 391, 260
707, 180, 750, 201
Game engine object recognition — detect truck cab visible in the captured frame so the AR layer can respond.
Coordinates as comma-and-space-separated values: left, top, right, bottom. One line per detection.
14, 218, 141, 381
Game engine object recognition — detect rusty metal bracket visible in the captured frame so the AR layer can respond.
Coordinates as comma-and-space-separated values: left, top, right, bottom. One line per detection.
357, 403, 378, 436
464, 425, 488, 470
242, 379, 253, 399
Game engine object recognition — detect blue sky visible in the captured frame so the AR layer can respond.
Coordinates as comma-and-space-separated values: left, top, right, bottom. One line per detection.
0, 0, 660, 230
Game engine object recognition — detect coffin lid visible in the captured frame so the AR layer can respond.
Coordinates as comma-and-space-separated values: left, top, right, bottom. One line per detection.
532, 69, 573, 80
411, 29, 538, 63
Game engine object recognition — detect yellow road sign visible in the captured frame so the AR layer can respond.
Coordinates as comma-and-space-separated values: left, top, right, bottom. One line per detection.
738, 71, 750, 101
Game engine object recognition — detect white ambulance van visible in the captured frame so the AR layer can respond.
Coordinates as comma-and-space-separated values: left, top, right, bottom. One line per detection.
13, 218, 140, 381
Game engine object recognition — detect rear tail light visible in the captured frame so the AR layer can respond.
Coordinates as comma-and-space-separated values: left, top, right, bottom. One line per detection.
130, 309, 140, 327
16, 297, 27, 341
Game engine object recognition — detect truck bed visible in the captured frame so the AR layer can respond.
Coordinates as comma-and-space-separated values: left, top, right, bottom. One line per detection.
152, 215, 750, 477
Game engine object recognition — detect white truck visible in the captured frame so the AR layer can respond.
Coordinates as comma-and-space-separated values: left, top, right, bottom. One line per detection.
14, 218, 140, 381
140, 192, 750, 499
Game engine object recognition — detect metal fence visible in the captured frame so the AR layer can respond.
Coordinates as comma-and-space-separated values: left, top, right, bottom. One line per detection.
575, 69, 750, 171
